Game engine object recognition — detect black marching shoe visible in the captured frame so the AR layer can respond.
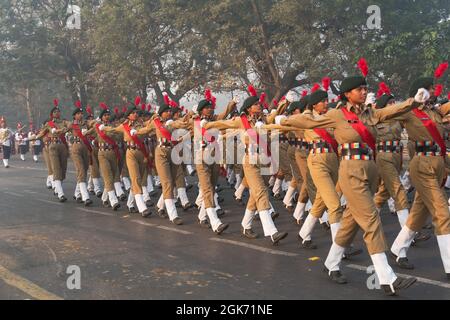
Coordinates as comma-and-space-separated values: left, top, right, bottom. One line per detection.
214, 223, 229, 235
271, 211, 279, 220
234, 196, 244, 205
323, 267, 347, 284
321, 222, 330, 231
411, 231, 431, 246
182, 202, 193, 211
103, 200, 110, 208
88, 189, 95, 195
297, 235, 317, 249
145, 199, 154, 207
118, 194, 127, 202
285, 205, 294, 214
141, 208, 152, 218
198, 219, 210, 229
390, 251, 414, 269
96, 191, 102, 198
242, 228, 258, 239
84, 199, 93, 206
128, 206, 138, 214
342, 247, 363, 260
59, 195, 67, 203
271, 231, 288, 245
172, 217, 183, 225
112, 202, 120, 211
382, 277, 417, 296
157, 209, 168, 219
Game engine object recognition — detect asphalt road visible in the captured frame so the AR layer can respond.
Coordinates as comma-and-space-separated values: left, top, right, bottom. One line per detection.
0, 156, 449, 300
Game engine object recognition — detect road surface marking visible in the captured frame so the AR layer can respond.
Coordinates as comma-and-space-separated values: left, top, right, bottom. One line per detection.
3, 191, 24, 197
23, 190, 38, 194
0, 265, 63, 300
157, 225, 193, 235
346, 264, 450, 289
77, 208, 114, 217
11, 165, 76, 174
210, 238, 299, 257
36, 199, 63, 206
131, 220, 157, 227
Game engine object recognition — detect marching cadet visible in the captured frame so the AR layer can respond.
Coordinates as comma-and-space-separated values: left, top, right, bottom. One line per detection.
32, 100, 69, 202
15, 123, 28, 161
99, 97, 152, 217
39, 119, 54, 188
85, 106, 103, 198
60, 101, 96, 206
91, 103, 123, 211
0, 117, 13, 168
279, 59, 424, 295
28, 126, 42, 163
187, 89, 237, 234
390, 65, 450, 279
203, 85, 289, 245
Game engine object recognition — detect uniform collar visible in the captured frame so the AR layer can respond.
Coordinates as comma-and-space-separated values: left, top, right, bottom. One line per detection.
346, 102, 369, 115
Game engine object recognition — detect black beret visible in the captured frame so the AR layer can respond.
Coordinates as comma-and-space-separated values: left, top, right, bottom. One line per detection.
340, 76, 368, 95
99, 109, 111, 119
309, 90, 329, 106
327, 101, 338, 109
375, 94, 395, 109
125, 105, 138, 117
197, 99, 213, 113
158, 104, 171, 116
240, 96, 259, 114
72, 107, 83, 117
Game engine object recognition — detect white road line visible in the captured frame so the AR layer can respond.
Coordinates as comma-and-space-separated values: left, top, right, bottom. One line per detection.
23, 190, 38, 194
157, 225, 193, 235
10, 165, 76, 174
77, 208, 114, 217
3, 191, 24, 197
36, 199, 63, 206
131, 220, 157, 227
346, 264, 450, 290
209, 238, 299, 257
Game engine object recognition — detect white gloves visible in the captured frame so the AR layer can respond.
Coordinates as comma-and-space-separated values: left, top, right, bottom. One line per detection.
130, 129, 137, 136
98, 124, 105, 131
232, 96, 240, 104
270, 109, 277, 115
414, 88, 430, 104
365, 92, 376, 105
165, 119, 174, 127
200, 119, 208, 128
285, 91, 296, 103
255, 121, 264, 129
81, 128, 88, 135
51, 128, 57, 134
275, 115, 287, 125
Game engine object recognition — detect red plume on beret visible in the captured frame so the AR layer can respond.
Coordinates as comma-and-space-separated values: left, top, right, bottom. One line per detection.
122, 106, 127, 113
163, 94, 170, 105
75, 100, 82, 108
311, 83, 321, 93
86, 106, 92, 115
357, 58, 369, 77
447, 92, 450, 100
377, 82, 391, 98
99, 102, 108, 110
211, 96, 217, 109
272, 99, 278, 106
53, 99, 59, 107
169, 100, 178, 108
134, 96, 141, 106
147, 104, 152, 112
114, 107, 119, 115
435, 62, 449, 79
259, 92, 266, 104
301, 90, 308, 97
322, 77, 331, 91
140, 103, 145, 111
205, 89, 212, 101
247, 85, 258, 97
435, 84, 443, 97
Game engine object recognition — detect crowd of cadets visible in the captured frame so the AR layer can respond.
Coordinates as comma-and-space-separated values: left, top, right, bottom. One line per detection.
2, 59, 450, 296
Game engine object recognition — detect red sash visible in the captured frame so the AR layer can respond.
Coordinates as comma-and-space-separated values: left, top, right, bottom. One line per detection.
72, 124, 93, 153
240, 114, 271, 156
47, 120, 67, 145
154, 118, 176, 142
341, 108, 376, 155
123, 122, 151, 169
95, 123, 121, 161
195, 118, 215, 143
313, 129, 338, 153
412, 109, 446, 158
